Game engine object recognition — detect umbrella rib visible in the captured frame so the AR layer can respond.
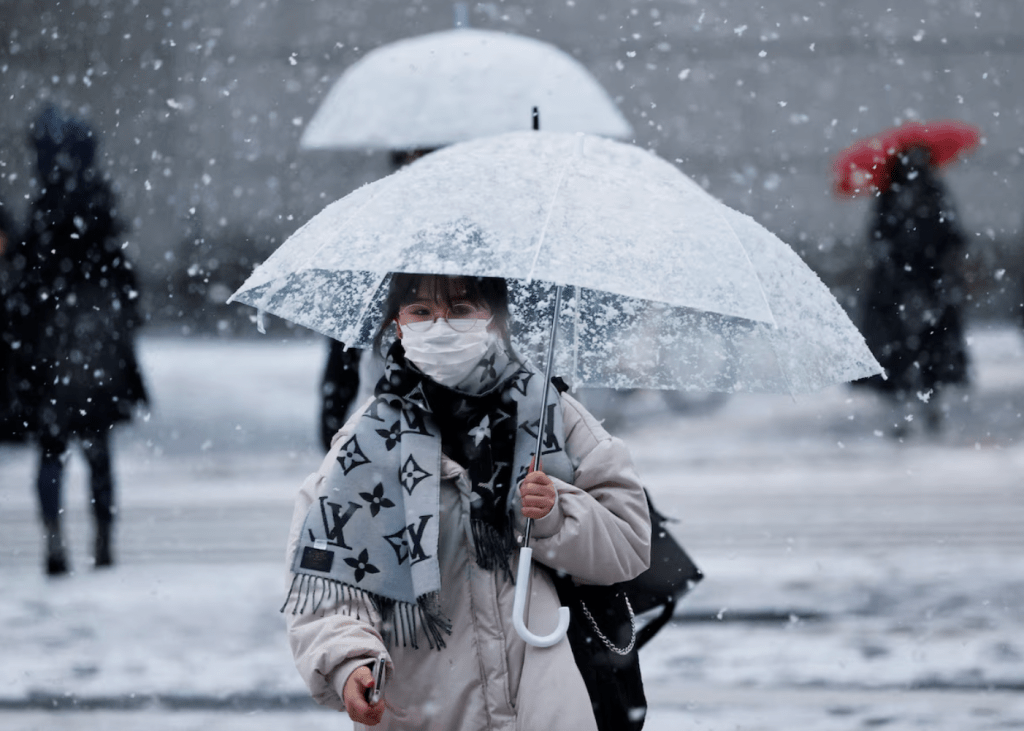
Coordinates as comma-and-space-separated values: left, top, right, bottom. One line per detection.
710, 210, 799, 396
525, 144, 576, 283
297, 179, 394, 285
344, 272, 390, 346
705, 202, 778, 328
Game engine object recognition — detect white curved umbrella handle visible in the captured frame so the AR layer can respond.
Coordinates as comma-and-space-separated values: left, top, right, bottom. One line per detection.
512, 547, 571, 647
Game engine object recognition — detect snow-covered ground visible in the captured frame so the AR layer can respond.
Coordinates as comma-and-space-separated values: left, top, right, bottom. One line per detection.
1, 325, 1022, 730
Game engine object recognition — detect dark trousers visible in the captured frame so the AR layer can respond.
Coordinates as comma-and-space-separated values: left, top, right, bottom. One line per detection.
37, 430, 114, 525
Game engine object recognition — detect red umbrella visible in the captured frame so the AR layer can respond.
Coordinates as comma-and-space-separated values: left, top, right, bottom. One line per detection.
832, 120, 981, 197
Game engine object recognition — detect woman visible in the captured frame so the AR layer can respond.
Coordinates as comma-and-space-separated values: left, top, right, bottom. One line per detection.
285, 273, 651, 730
856, 146, 969, 435
10, 105, 148, 574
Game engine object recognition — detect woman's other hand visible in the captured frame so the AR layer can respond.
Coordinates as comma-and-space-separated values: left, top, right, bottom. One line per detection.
343, 665, 386, 726
519, 465, 556, 520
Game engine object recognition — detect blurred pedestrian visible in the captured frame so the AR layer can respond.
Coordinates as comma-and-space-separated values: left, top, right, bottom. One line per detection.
318, 149, 436, 451
855, 146, 970, 435
6, 105, 148, 575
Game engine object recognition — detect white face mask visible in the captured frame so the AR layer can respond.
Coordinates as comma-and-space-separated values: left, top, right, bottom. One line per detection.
400, 317, 499, 388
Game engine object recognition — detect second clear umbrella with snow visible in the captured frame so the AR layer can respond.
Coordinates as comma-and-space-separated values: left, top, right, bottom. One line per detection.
300, 28, 633, 151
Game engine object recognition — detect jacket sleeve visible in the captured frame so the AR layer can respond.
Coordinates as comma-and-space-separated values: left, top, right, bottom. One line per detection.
283, 405, 390, 712
513, 392, 652, 585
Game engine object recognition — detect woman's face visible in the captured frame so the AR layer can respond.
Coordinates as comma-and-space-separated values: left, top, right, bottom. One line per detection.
395, 276, 495, 338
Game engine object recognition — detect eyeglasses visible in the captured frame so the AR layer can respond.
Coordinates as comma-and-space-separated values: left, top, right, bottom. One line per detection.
398, 301, 491, 332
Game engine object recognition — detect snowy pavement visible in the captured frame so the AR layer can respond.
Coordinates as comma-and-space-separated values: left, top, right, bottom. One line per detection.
1, 325, 1023, 730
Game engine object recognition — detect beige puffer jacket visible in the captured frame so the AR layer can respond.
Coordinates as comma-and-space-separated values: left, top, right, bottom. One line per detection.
285, 391, 651, 731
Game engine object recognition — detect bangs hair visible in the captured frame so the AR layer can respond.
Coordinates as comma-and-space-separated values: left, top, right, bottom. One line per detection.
373, 274, 514, 357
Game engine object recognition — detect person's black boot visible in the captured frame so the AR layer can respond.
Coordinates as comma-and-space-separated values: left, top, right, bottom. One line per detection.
44, 519, 69, 576
94, 519, 113, 568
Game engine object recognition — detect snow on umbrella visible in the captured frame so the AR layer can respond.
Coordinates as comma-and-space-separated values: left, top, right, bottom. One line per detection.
832, 119, 981, 197
299, 28, 633, 151
230, 130, 881, 396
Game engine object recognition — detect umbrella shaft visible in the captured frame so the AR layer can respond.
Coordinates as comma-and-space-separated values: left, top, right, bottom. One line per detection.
524, 283, 564, 548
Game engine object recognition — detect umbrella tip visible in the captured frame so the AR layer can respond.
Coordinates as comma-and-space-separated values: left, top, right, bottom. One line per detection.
532, 107, 539, 131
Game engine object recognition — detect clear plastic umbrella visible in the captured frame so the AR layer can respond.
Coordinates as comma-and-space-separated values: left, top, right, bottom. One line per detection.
299, 28, 633, 151
232, 130, 880, 395
229, 130, 882, 646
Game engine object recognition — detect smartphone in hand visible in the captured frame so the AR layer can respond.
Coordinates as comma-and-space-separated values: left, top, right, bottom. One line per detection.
365, 652, 387, 704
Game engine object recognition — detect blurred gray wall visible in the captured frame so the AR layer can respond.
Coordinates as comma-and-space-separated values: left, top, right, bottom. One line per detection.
2, 0, 1022, 326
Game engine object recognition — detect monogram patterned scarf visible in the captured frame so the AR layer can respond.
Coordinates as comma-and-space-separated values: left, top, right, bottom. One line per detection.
283, 341, 573, 650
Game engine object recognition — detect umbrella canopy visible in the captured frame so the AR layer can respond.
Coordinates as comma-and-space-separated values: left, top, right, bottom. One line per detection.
832, 119, 981, 197
299, 28, 633, 151
231, 131, 881, 395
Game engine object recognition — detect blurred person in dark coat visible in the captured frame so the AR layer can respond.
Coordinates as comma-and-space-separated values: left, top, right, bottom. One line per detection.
856, 146, 969, 436
6, 105, 148, 575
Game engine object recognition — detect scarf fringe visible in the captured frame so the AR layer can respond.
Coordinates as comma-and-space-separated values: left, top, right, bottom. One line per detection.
471, 517, 516, 582
378, 593, 452, 650
282, 575, 452, 650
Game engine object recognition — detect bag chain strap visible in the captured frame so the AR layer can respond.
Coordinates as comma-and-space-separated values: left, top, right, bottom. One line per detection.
579, 594, 636, 656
